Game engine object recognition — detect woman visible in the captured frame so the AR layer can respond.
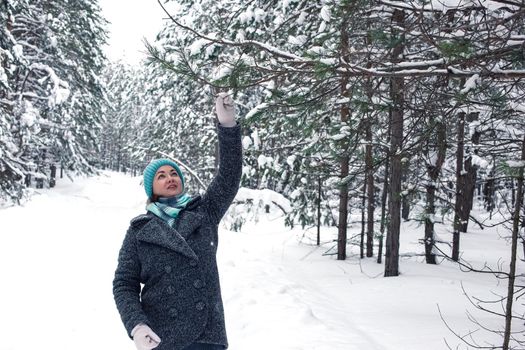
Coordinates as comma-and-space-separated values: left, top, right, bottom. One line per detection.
113, 93, 242, 350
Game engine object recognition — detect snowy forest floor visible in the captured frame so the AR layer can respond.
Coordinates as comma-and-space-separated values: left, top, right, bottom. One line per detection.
0, 171, 523, 350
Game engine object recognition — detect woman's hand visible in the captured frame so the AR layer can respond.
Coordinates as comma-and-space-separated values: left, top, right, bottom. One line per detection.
131, 323, 161, 350
215, 92, 236, 127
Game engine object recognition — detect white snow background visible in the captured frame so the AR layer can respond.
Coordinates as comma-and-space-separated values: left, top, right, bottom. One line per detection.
0, 171, 521, 350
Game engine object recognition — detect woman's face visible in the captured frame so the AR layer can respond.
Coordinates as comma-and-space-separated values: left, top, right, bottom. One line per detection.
152, 165, 183, 198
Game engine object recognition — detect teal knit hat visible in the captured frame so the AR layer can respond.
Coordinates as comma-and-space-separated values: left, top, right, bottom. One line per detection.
143, 158, 185, 198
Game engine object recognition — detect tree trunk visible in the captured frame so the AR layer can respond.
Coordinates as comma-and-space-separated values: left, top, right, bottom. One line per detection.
378, 118, 391, 265
337, 157, 349, 261
317, 176, 321, 246
522, 205, 525, 262
502, 133, 525, 350
452, 111, 465, 262
458, 124, 480, 232
378, 156, 389, 264
360, 182, 367, 259
483, 167, 495, 212
384, 8, 405, 277
337, 12, 351, 261
424, 117, 446, 264
364, 20, 375, 259
401, 159, 410, 221
425, 182, 437, 265
385, 98, 403, 276
365, 117, 375, 257
459, 156, 477, 232
401, 185, 410, 220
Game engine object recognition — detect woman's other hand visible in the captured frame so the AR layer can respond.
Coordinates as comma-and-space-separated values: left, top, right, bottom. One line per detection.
215, 92, 236, 127
131, 323, 161, 350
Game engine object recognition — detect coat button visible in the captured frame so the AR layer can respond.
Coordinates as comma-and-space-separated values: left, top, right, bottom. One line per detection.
164, 266, 172, 273
193, 279, 204, 289
167, 286, 175, 294
190, 260, 198, 267
169, 308, 178, 317
196, 302, 205, 311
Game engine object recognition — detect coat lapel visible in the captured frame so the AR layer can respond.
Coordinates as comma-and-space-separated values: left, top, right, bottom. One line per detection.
136, 216, 198, 260
174, 209, 204, 239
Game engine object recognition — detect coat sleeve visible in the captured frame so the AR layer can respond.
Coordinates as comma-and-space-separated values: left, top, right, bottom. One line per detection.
112, 225, 150, 338
201, 123, 243, 225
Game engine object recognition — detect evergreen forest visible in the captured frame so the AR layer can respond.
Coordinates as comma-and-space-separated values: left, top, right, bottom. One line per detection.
1, 1, 525, 347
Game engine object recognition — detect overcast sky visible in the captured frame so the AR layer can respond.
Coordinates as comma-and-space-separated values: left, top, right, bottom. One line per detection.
98, 0, 167, 65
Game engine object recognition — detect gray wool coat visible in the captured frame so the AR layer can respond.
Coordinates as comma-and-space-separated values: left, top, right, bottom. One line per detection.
113, 124, 242, 350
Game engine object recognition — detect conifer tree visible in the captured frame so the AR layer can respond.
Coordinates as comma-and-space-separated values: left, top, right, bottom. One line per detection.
0, 0, 108, 204
0, 0, 26, 202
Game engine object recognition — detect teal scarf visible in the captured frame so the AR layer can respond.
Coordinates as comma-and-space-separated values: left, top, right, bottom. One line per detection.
146, 194, 192, 227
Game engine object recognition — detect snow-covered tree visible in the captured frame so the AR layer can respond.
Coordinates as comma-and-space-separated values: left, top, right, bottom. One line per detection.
150, 0, 525, 272
0, 0, 108, 204
0, 0, 26, 202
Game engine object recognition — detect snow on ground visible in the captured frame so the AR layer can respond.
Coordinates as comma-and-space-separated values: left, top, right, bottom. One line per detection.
0, 171, 522, 350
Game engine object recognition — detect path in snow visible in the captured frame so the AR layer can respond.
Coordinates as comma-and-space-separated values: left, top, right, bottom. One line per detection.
0, 171, 520, 350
